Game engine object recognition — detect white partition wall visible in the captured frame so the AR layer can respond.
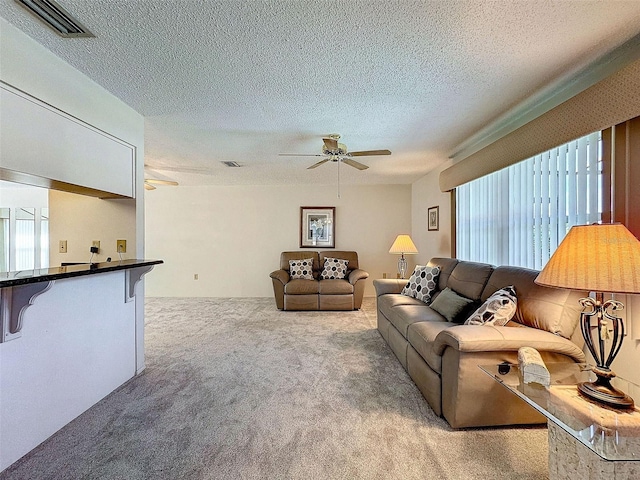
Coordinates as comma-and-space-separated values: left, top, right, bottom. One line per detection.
1, 85, 135, 198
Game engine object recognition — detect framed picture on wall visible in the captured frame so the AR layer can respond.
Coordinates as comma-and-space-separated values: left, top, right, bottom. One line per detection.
300, 206, 335, 248
428, 206, 439, 231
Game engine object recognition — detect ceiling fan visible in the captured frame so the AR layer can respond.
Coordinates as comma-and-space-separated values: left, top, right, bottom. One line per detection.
279, 134, 391, 170
279, 134, 391, 198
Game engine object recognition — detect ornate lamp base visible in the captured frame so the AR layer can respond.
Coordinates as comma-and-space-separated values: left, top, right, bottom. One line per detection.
577, 294, 635, 410
578, 373, 634, 409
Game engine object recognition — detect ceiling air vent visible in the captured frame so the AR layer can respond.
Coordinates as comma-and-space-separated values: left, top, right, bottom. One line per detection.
15, 0, 94, 37
221, 161, 241, 167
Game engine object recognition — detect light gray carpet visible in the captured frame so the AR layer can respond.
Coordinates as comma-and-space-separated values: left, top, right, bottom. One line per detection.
1, 297, 549, 479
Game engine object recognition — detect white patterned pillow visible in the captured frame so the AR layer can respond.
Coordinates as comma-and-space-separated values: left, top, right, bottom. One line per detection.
289, 258, 315, 280
321, 257, 349, 279
465, 286, 517, 326
401, 265, 440, 303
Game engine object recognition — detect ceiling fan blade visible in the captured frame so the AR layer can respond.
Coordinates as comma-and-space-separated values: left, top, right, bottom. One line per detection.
279, 153, 324, 157
145, 179, 179, 186
307, 159, 330, 169
144, 182, 156, 191
348, 149, 392, 157
323, 137, 339, 151
342, 158, 369, 170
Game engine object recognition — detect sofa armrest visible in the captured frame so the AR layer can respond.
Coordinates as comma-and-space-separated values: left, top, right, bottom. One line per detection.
432, 325, 585, 362
269, 269, 290, 285
373, 278, 406, 296
348, 268, 369, 285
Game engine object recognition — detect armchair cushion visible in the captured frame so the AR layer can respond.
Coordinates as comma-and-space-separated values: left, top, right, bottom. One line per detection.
289, 258, 315, 280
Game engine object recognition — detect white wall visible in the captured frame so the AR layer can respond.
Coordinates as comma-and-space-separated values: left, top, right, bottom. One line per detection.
411, 160, 453, 265
145, 183, 412, 297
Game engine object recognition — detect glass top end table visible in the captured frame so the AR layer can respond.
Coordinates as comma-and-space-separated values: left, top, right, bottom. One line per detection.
480, 362, 640, 462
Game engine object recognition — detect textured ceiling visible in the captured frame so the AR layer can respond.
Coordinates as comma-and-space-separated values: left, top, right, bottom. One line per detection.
2, 0, 640, 187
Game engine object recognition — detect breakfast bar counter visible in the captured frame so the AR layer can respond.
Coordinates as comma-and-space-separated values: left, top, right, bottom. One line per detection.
0, 259, 162, 471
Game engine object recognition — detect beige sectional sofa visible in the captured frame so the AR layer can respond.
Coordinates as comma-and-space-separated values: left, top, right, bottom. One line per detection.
270, 250, 368, 310
374, 257, 586, 428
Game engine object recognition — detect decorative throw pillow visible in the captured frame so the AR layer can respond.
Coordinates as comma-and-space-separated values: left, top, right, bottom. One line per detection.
465, 286, 517, 326
321, 257, 349, 279
401, 265, 440, 303
289, 258, 314, 280
430, 287, 474, 323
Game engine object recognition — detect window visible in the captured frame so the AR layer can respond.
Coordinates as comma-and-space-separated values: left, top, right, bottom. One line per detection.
456, 131, 603, 270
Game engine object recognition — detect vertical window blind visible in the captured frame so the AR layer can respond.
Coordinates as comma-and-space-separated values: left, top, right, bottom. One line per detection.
456, 131, 602, 270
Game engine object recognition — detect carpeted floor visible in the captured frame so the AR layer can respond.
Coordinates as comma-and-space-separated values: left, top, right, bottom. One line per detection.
0, 297, 549, 479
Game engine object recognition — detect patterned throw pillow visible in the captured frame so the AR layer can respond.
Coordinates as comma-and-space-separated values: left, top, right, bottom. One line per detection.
321, 257, 349, 279
289, 258, 314, 280
465, 286, 518, 326
401, 265, 440, 303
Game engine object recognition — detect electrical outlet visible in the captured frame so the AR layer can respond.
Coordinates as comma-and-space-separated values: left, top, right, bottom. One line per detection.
92, 240, 100, 249
59, 240, 67, 253
116, 239, 127, 253
194, 274, 199, 280
383, 272, 387, 279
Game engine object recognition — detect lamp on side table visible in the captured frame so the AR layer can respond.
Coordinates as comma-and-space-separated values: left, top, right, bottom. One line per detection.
535, 223, 640, 409
389, 234, 418, 279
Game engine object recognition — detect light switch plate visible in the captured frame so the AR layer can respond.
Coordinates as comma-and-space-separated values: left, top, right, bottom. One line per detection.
59, 240, 67, 253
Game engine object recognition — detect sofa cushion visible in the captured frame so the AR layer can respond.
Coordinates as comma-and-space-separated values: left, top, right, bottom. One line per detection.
289, 258, 315, 280
321, 257, 349, 279
318, 279, 354, 295
284, 279, 319, 295
378, 294, 446, 337
407, 321, 456, 374
465, 286, 517, 326
430, 287, 474, 323
447, 261, 493, 301
401, 265, 440, 303
428, 258, 459, 292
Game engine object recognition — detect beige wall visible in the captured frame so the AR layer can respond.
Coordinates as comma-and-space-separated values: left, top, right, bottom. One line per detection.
410, 160, 453, 265
145, 183, 412, 297
48, 191, 137, 265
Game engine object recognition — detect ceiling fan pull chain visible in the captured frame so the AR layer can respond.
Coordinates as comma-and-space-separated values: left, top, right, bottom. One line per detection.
337, 156, 341, 199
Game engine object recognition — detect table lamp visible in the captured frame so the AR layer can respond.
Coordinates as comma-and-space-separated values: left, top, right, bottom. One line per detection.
535, 223, 640, 409
389, 234, 418, 279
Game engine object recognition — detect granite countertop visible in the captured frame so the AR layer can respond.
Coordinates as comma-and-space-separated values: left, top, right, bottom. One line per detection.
0, 259, 163, 288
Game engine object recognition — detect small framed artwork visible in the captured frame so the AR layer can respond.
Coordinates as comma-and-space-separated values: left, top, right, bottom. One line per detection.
300, 206, 335, 248
428, 206, 439, 231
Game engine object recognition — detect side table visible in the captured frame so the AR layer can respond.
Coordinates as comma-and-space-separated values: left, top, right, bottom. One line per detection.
480, 362, 640, 480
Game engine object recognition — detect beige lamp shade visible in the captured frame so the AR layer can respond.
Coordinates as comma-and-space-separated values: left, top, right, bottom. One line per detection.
535, 223, 640, 294
389, 235, 418, 255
